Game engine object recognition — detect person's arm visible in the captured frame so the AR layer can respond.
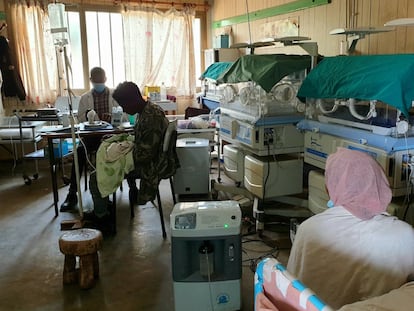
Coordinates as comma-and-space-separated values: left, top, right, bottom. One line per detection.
77, 93, 91, 123
133, 112, 166, 164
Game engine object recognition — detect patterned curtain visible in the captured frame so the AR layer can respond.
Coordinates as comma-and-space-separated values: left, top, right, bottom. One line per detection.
8, 0, 57, 104
122, 4, 196, 97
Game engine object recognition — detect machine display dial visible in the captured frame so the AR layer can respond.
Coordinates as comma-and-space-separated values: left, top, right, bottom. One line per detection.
175, 213, 196, 229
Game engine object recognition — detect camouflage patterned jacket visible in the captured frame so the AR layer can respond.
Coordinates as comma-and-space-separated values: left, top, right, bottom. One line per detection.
133, 101, 180, 203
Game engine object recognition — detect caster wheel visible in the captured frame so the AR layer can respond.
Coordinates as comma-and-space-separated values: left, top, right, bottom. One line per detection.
33, 173, 39, 180
211, 188, 219, 200
24, 176, 32, 185
210, 179, 216, 189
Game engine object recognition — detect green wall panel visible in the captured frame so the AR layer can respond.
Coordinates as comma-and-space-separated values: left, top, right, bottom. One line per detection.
213, 0, 331, 29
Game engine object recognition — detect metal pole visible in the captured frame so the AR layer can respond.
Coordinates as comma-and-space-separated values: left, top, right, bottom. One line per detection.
63, 45, 83, 218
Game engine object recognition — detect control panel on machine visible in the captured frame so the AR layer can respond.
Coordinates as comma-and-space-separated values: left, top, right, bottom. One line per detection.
171, 201, 241, 233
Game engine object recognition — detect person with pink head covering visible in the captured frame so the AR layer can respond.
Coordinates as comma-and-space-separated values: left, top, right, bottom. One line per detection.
287, 148, 414, 309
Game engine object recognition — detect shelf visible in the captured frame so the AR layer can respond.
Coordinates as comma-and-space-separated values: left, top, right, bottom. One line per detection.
24, 149, 45, 160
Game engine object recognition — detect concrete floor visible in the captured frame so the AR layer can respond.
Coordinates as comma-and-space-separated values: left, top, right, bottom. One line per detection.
0, 158, 291, 311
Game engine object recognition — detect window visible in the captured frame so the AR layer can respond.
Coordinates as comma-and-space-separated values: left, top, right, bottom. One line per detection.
85, 11, 125, 88
67, 12, 84, 89
65, 10, 124, 90
65, 9, 201, 94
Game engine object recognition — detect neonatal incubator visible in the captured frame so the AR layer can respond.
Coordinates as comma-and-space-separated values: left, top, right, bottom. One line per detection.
297, 54, 414, 206
217, 54, 311, 157
214, 54, 312, 204
171, 201, 242, 311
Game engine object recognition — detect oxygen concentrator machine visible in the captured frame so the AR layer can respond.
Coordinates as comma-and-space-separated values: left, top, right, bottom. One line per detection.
171, 201, 242, 311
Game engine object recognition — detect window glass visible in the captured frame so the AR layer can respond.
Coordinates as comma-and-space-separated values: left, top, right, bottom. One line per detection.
110, 14, 125, 87
67, 12, 84, 89
86, 11, 125, 88
65, 9, 200, 93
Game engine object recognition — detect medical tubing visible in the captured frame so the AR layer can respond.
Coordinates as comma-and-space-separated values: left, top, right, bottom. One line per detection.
205, 248, 215, 311
262, 140, 271, 202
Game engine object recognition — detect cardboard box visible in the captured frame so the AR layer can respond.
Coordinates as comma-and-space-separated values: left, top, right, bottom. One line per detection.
215, 34, 229, 48
144, 86, 160, 96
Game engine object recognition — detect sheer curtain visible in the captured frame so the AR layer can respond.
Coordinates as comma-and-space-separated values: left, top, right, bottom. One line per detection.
8, 1, 56, 104
122, 5, 196, 97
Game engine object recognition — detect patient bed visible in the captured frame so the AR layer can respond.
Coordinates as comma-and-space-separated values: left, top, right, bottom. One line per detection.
0, 116, 45, 159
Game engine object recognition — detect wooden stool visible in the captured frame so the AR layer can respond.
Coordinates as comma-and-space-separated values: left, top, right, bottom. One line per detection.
58, 228, 103, 289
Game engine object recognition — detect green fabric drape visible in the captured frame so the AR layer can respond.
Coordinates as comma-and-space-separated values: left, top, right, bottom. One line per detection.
297, 54, 414, 117
200, 62, 233, 81
216, 54, 312, 92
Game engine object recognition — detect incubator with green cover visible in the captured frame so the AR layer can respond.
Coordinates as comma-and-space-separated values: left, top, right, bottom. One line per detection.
297, 54, 414, 198
300, 54, 414, 137
215, 54, 312, 156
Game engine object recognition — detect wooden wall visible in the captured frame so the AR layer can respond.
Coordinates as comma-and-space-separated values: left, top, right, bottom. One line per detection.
210, 0, 414, 56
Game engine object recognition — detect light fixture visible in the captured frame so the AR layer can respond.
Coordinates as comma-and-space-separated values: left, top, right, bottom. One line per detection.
384, 18, 414, 27
230, 41, 274, 54
329, 27, 394, 54
273, 36, 318, 69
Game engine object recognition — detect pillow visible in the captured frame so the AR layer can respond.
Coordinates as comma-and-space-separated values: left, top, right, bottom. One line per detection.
0, 128, 36, 139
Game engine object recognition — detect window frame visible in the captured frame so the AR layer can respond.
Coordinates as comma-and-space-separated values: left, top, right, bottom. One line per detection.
65, 5, 123, 95
65, 4, 205, 95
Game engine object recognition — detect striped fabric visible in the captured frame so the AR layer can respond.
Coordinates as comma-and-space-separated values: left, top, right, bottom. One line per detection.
255, 258, 333, 311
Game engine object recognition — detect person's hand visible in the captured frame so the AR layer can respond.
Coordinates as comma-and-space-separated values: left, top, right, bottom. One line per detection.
102, 113, 112, 123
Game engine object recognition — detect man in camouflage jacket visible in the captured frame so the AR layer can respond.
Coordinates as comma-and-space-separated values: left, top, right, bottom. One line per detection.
112, 81, 180, 204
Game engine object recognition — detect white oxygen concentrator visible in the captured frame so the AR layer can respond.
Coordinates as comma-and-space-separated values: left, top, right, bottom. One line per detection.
171, 201, 242, 311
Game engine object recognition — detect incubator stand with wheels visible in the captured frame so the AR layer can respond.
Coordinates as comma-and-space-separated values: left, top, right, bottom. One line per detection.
170, 200, 242, 311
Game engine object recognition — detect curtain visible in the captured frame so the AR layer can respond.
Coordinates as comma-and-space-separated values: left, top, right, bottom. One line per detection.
122, 5, 196, 97
8, 1, 57, 104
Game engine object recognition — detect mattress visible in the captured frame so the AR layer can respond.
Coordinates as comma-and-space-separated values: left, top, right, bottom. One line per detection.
0, 117, 46, 140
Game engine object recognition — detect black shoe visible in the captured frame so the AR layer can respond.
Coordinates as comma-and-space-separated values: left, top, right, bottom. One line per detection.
83, 210, 115, 237
97, 215, 116, 237
60, 192, 78, 212
82, 210, 98, 222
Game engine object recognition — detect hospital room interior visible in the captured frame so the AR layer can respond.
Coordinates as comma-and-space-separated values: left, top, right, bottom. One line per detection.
2, 0, 414, 310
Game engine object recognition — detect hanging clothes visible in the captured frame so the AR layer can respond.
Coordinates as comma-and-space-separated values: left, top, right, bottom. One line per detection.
0, 36, 26, 100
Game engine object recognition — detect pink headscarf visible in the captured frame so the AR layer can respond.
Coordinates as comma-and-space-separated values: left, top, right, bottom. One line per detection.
325, 147, 392, 220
